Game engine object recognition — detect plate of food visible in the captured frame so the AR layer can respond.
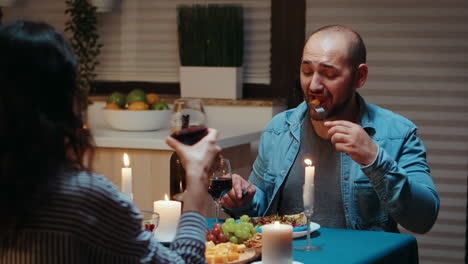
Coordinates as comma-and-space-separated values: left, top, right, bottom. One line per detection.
205, 241, 260, 264
235, 212, 320, 238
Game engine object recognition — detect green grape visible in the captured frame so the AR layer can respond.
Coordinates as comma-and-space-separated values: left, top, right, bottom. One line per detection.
224, 223, 235, 233
246, 222, 254, 229
250, 227, 257, 235
222, 223, 229, 233
229, 236, 238, 244
225, 218, 235, 224
240, 215, 250, 222
235, 229, 249, 239
239, 222, 250, 230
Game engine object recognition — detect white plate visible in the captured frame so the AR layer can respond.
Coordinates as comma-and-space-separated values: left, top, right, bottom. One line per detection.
251, 261, 303, 264
293, 222, 320, 238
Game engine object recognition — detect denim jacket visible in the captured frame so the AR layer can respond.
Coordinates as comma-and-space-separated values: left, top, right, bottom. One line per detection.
231, 95, 439, 234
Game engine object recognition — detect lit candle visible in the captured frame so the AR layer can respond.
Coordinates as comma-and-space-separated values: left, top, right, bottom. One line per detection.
153, 194, 181, 242
261, 221, 293, 264
303, 159, 315, 209
121, 153, 133, 200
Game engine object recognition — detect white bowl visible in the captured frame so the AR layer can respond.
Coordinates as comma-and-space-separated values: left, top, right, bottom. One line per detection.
103, 108, 171, 131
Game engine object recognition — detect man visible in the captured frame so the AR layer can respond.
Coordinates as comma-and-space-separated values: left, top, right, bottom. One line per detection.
222, 25, 439, 234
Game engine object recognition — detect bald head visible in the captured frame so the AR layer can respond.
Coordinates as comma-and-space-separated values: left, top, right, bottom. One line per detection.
306, 25, 366, 68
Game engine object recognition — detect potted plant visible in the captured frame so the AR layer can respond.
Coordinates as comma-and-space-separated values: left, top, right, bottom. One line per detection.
177, 4, 243, 99
65, 0, 103, 110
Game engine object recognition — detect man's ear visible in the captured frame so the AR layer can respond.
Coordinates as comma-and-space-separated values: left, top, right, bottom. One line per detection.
355, 63, 368, 89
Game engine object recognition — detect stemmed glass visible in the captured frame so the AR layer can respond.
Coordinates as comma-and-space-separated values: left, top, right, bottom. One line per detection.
170, 98, 208, 201
295, 183, 321, 251
208, 158, 232, 222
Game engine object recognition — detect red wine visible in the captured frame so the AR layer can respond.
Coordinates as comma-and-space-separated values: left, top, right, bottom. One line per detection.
171, 126, 208, 145
208, 178, 233, 199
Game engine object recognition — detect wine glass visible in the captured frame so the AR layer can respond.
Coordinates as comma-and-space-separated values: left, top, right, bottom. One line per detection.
208, 158, 232, 222
295, 183, 321, 251
169, 98, 208, 201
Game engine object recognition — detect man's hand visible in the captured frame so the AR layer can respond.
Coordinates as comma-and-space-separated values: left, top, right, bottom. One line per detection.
221, 174, 255, 208
324, 120, 378, 166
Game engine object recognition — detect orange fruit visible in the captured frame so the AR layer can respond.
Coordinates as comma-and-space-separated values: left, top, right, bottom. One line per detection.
146, 93, 160, 105
105, 103, 121, 110
128, 101, 149, 110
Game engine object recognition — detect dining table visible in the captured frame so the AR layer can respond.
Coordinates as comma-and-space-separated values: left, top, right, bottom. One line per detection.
206, 218, 419, 264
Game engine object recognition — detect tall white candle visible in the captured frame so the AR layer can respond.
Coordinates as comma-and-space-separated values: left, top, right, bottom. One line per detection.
304, 159, 315, 186
262, 221, 293, 264
303, 159, 315, 209
121, 153, 133, 200
153, 194, 181, 242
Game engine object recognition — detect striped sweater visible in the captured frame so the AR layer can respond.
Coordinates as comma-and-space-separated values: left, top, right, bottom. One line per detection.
0, 172, 207, 264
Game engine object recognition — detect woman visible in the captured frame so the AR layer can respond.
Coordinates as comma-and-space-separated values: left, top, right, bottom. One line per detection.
0, 20, 219, 263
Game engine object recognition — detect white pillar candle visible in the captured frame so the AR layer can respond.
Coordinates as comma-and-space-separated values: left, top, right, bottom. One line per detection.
303, 159, 315, 209
121, 153, 133, 200
153, 194, 181, 242
304, 159, 315, 186
261, 221, 293, 264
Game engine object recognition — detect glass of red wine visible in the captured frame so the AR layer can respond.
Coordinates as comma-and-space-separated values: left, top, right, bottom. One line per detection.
170, 98, 208, 201
209, 158, 232, 222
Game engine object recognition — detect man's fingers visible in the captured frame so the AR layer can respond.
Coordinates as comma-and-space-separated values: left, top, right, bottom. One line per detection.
324, 120, 354, 128
232, 174, 245, 199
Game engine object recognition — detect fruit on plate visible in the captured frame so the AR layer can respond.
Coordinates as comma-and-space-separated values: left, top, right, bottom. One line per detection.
221, 215, 257, 244
107, 92, 126, 108
205, 241, 246, 264
150, 102, 170, 110
206, 222, 228, 245
126, 89, 147, 105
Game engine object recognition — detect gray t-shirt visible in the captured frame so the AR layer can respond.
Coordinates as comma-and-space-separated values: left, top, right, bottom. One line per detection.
274, 115, 347, 228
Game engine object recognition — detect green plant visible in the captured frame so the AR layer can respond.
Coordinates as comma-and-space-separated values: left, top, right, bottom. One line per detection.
177, 4, 243, 67
65, 0, 102, 107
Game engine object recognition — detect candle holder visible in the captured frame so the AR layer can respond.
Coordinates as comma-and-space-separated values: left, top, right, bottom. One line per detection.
295, 184, 321, 252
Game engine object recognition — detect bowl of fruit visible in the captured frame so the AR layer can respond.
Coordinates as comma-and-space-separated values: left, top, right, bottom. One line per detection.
103, 89, 171, 131
142, 210, 160, 234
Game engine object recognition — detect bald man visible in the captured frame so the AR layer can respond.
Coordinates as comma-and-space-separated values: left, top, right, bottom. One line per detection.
222, 25, 439, 234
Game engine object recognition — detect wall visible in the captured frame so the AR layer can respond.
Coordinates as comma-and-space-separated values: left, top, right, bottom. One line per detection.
306, 0, 468, 263
2, 0, 271, 84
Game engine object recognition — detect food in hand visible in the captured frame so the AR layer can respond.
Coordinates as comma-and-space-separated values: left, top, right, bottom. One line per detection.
310, 99, 320, 106
205, 241, 246, 264
249, 212, 307, 227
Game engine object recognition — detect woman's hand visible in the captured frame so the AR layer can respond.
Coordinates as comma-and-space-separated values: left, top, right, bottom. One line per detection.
165, 128, 221, 214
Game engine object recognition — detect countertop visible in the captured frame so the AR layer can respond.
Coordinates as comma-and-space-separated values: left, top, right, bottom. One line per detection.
88, 101, 285, 150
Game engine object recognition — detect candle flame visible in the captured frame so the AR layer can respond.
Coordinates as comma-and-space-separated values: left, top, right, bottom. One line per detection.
304, 159, 312, 166
179, 180, 183, 192
274, 221, 280, 228
123, 153, 130, 167
164, 194, 169, 201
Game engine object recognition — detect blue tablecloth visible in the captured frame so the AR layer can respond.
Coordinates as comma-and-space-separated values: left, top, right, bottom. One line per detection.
206, 219, 419, 264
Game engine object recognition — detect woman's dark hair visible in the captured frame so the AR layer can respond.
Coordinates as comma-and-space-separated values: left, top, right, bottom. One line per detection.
0, 20, 95, 232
